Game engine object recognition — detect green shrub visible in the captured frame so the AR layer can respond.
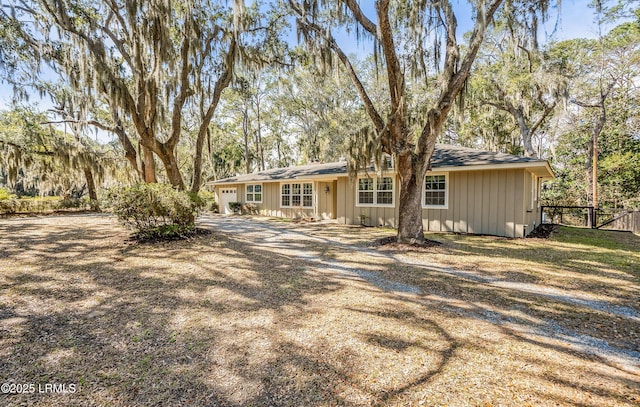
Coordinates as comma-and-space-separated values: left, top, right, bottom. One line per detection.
59, 197, 89, 209
198, 190, 217, 211
0, 199, 18, 214
0, 188, 16, 200
0, 196, 70, 214
228, 201, 242, 213
106, 183, 203, 239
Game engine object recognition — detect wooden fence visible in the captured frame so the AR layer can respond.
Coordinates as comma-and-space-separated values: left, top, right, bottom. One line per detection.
604, 210, 640, 234
541, 206, 640, 233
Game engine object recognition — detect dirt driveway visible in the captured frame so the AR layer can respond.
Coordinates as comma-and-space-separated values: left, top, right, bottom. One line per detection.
0, 213, 638, 406
200, 215, 640, 371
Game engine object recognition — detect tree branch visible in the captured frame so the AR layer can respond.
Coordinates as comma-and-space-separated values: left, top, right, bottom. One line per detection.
518, 44, 534, 73
571, 99, 600, 108
530, 101, 556, 136
191, 36, 237, 193
376, 0, 406, 148
450, 0, 503, 93
167, 16, 194, 149
97, 16, 134, 69
289, 1, 385, 135
343, 0, 378, 38
41, 119, 116, 133
417, 0, 503, 157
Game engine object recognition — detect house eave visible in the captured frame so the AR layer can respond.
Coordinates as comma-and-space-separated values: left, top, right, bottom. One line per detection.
435, 161, 554, 178
207, 159, 555, 186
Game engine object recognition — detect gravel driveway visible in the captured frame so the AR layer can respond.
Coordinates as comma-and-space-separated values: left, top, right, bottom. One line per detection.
199, 214, 640, 375
199, 214, 422, 294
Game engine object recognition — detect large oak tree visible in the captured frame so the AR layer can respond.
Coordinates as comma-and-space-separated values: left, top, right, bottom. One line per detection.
2, 0, 285, 192
467, 23, 566, 158
287, 0, 555, 243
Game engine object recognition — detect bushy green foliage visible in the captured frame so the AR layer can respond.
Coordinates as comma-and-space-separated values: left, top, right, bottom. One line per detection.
107, 183, 203, 239
228, 202, 242, 213
0, 187, 16, 200
0, 195, 91, 214
198, 190, 217, 212
59, 197, 89, 209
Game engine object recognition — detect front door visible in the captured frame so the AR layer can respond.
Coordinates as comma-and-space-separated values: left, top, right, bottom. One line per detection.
220, 187, 237, 214
317, 181, 336, 219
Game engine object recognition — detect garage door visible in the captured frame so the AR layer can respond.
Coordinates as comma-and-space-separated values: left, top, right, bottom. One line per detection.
219, 188, 237, 214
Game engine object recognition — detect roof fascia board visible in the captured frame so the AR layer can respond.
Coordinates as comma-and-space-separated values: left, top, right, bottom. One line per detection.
437, 161, 553, 176
208, 160, 554, 185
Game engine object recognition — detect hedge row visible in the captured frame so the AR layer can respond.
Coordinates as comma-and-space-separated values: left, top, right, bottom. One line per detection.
0, 196, 90, 215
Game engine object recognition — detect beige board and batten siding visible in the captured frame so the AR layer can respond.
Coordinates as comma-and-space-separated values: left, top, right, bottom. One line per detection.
260, 181, 316, 219
523, 170, 541, 235
215, 183, 258, 213
336, 168, 531, 237
421, 169, 527, 238
217, 181, 324, 219
214, 184, 242, 212
336, 177, 400, 227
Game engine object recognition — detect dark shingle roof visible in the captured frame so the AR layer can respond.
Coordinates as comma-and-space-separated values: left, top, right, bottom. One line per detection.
209, 144, 549, 184
209, 161, 348, 184
431, 144, 544, 167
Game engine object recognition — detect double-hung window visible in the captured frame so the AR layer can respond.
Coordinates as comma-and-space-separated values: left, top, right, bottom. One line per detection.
357, 176, 394, 207
246, 184, 262, 203
423, 173, 448, 208
281, 182, 313, 208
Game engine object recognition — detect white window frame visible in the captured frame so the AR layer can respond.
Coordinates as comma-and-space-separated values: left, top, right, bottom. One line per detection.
355, 175, 395, 207
280, 182, 313, 208
245, 183, 263, 203
422, 172, 448, 209
530, 173, 537, 210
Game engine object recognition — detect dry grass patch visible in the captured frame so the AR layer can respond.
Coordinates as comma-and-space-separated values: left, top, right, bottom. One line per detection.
0, 214, 638, 406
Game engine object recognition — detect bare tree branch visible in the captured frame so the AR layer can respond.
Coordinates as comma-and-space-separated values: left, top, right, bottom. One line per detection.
343, 0, 378, 38
289, 0, 385, 135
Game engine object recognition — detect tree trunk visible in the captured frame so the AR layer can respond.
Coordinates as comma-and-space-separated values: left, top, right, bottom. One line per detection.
585, 139, 594, 227
277, 138, 282, 166
110, 110, 145, 180
591, 104, 606, 211
243, 109, 251, 173
396, 153, 427, 244
191, 127, 206, 194
514, 108, 537, 157
83, 166, 100, 212
191, 39, 235, 193
141, 145, 157, 183
155, 146, 185, 190
256, 99, 265, 171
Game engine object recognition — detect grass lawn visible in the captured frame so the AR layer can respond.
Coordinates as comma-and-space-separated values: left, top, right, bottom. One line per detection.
0, 214, 638, 406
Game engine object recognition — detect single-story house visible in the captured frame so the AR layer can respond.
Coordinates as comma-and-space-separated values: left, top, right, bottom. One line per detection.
207, 144, 554, 238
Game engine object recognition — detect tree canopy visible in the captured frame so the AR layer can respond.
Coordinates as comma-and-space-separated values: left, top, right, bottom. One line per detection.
1, 0, 639, 228
2, 0, 288, 192
285, 0, 557, 242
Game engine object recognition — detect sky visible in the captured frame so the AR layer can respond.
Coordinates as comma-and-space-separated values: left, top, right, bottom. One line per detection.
332, 0, 604, 55
0, 1, 613, 115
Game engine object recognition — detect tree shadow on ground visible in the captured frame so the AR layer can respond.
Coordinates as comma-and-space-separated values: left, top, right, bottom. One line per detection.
0, 214, 459, 406
1, 214, 638, 406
